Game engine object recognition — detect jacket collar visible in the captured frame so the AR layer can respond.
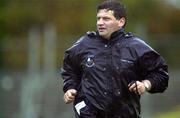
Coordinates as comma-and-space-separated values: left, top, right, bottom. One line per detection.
97, 28, 125, 42
110, 28, 125, 39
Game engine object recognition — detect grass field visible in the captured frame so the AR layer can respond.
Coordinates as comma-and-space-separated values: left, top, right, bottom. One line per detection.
155, 106, 180, 118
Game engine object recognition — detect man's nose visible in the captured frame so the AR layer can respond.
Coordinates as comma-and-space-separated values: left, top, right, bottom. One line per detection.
97, 18, 104, 25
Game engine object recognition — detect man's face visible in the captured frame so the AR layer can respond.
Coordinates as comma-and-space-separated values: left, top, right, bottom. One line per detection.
97, 9, 124, 39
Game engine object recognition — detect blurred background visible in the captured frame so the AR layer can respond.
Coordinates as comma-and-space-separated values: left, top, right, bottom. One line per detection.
0, 0, 180, 118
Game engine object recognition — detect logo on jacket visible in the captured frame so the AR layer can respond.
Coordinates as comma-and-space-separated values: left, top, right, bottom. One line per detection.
85, 55, 95, 67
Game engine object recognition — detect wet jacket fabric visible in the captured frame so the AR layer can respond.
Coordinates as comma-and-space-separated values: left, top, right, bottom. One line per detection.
61, 29, 169, 117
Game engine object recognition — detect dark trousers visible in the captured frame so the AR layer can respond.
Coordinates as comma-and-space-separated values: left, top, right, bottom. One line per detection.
73, 99, 131, 118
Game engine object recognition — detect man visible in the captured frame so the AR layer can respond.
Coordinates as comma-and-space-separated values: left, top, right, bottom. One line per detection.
61, 0, 169, 118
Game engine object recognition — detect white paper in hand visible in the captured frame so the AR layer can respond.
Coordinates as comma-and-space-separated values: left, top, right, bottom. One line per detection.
75, 101, 86, 115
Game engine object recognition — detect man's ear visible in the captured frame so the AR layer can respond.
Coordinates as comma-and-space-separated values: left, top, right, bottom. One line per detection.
118, 17, 126, 28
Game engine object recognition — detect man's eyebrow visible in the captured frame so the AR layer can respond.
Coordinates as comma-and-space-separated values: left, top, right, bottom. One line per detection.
96, 16, 111, 19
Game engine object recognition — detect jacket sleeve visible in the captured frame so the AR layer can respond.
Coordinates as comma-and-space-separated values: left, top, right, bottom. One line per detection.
138, 51, 169, 93
61, 47, 82, 93
131, 38, 169, 93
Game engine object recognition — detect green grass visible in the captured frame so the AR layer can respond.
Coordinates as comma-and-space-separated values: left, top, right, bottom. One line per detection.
155, 107, 180, 118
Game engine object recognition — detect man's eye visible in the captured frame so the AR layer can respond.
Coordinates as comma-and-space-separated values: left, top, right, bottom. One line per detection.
103, 17, 111, 20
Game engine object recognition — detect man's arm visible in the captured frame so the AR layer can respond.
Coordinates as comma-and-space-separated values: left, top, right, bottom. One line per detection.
61, 49, 81, 103
138, 51, 169, 93
129, 37, 169, 94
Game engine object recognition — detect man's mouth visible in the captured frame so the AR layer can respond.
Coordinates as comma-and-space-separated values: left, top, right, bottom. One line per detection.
98, 27, 106, 32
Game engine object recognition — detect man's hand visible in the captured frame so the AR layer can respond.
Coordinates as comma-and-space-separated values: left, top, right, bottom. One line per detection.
128, 80, 151, 95
64, 89, 77, 104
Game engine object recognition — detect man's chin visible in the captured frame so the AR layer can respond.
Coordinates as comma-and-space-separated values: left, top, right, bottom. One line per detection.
98, 32, 106, 37
99, 34, 109, 39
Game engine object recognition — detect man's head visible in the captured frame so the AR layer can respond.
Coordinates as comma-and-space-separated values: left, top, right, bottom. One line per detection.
96, 0, 126, 39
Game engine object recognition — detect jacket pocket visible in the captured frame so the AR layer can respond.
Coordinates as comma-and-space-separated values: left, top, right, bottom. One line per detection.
119, 58, 134, 69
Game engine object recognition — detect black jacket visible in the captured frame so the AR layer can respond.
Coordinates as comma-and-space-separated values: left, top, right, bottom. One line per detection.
61, 29, 169, 117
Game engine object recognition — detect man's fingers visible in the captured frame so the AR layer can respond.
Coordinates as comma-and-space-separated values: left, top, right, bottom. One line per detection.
64, 94, 74, 104
128, 82, 137, 91
128, 81, 146, 95
65, 92, 75, 100
64, 98, 73, 104
67, 91, 73, 97
63, 89, 77, 104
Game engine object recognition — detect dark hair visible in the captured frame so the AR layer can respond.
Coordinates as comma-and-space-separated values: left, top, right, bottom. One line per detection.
97, 0, 127, 20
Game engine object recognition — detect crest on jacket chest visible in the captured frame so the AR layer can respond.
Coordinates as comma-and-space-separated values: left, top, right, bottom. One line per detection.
85, 55, 95, 67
